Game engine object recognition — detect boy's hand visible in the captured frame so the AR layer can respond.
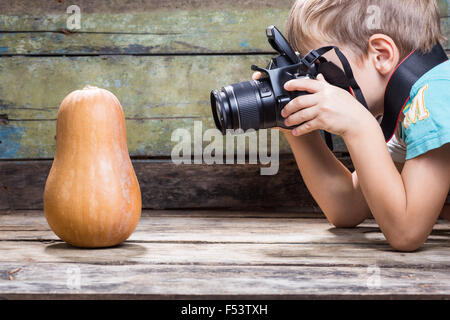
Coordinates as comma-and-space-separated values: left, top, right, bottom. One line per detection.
282, 74, 374, 138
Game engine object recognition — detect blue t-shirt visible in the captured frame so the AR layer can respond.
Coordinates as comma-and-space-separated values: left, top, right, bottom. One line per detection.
400, 59, 450, 160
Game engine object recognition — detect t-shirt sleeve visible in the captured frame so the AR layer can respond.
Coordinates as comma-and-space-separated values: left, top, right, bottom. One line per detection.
402, 79, 450, 160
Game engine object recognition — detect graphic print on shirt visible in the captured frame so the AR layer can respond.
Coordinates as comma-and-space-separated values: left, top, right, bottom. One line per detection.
403, 84, 430, 130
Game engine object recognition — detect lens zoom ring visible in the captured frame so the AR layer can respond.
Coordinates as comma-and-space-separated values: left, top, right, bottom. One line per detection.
232, 82, 260, 130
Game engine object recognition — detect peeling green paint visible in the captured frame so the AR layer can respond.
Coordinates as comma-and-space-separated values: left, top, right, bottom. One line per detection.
0, 118, 295, 159
0, 124, 26, 158
0, 55, 270, 120
0, 11, 448, 55
0, 9, 291, 55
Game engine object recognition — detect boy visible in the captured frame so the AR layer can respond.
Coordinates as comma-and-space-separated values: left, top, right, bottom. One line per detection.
254, 0, 449, 251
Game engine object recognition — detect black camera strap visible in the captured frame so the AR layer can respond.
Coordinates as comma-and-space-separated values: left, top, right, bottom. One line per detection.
382, 43, 448, 141
302, 46, 369, 110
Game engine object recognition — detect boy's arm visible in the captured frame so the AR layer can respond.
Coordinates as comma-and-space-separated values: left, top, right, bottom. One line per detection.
283, 130, 372, 227
345, 120, 450, 251
252, 71, 371, 226
281, 76, 450, 251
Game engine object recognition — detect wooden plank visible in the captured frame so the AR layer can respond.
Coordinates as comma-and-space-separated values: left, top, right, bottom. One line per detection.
0, 241, 450, 270
0, 209, 326, 219
0, 32, 275, 56
0, 0, 293, 15
6, 117, 338, 159
1, 215, 379, 244
0, 0, 446, 17
4, 19, 446, 56
1, 240, 450, 268
0, 1, 447, 55
0, 209, 449, 267
0, 55, 266, 120
0, 14, 289, 55
0, 211, 449, 299
1, 262, 449, 299
0, 0, 292, 55
0, 25, 447, 56
0, 158, 353, 211
1, 211, 448, 245
0, 240, 449, 268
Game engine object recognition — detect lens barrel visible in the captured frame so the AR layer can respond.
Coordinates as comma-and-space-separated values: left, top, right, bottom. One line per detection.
211, 80, 275, 134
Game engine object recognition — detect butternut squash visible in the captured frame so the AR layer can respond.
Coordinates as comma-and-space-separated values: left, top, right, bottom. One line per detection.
44, 86, 141, 248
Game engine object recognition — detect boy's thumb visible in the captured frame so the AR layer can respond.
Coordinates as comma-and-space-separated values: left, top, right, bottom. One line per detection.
317, 73, 326, 81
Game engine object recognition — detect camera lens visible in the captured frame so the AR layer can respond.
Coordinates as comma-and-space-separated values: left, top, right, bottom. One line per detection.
211, 80, 275, 134
210, 90, 229, 134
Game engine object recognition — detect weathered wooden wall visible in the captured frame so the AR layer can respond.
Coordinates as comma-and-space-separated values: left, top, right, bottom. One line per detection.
0, 0, 296, 159
0, 156, 351, 211
0, 0, 448, 211
1, 0, 448, 159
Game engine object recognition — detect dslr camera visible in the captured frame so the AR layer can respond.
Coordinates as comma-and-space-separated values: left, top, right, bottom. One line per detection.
210, 26, 368, 150
211, 26, 324, 134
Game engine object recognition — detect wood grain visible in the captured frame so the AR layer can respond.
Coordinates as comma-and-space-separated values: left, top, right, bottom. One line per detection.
0, 0, 295, 14
0, 0, 292, 55
0, 1, 447, 159
0, 0, 447, 55
0, 11, 290, 55
2, 55, 320, 158
1, 240, 449, 268
0, 55, 267, 120
0, 157, 353, 211
1, 262, 449, 299
0, 211, 449, 246
0, 211, 449, 299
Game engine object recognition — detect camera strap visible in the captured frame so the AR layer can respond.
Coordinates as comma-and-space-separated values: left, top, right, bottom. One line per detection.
382, 43, 448, 141
301, 46, 369, 110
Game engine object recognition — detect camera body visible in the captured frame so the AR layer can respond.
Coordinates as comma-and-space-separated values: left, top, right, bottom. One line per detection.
210, 26, 321, 134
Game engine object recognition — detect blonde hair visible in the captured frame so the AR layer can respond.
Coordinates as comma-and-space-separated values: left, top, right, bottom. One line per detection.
286, 0, 446, 61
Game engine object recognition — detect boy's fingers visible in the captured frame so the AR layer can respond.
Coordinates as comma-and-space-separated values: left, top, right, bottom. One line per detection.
292, 118, 321, 136
284, 78, 324, 93
252, 72, 262, 80
316, 73, 327, 82
281, 94, 318, 118
284, 106, 319, 128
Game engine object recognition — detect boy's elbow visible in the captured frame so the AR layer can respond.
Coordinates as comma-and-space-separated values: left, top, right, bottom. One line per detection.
388, 231, 426, 252
329, 218, 361, 229
325, 210, 367, 229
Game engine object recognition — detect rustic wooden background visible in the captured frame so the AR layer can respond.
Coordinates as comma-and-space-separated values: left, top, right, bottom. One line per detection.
0, 0, 448, 211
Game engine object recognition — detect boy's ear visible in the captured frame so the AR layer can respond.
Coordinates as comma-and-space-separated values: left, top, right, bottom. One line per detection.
367, 34, 400, 76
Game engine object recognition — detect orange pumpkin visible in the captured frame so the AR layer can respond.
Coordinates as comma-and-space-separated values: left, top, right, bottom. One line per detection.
44, 86, 141, 248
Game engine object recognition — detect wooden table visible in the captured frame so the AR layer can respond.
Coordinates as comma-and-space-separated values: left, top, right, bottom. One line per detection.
1, 210, 449, 300
1, 0, 449, 301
